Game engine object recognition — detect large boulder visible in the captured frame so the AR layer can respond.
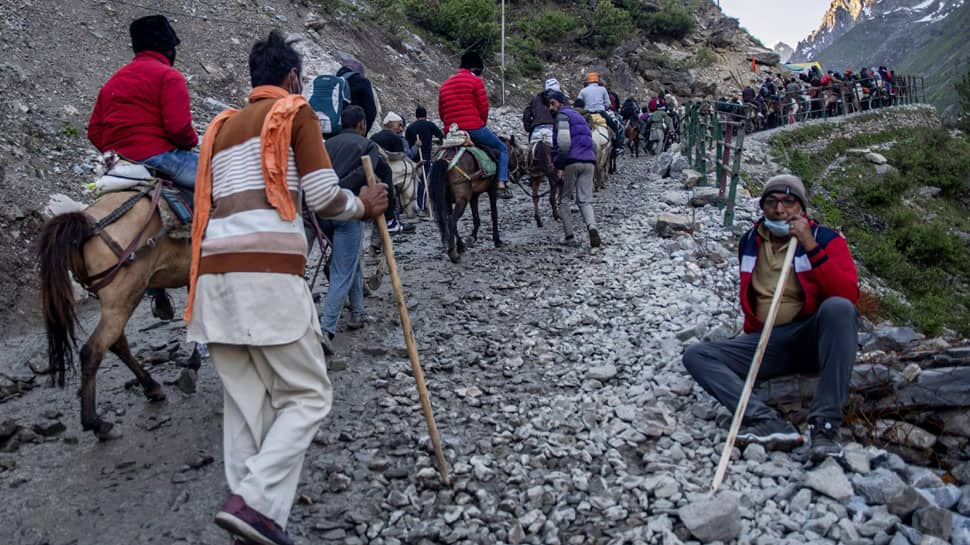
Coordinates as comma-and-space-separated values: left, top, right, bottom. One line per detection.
655, 213, 693, 237
747, 50, 781, 66
677, 492, 742, 542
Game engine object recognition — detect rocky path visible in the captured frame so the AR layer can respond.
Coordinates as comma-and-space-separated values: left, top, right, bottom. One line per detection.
1, 152, 968, 545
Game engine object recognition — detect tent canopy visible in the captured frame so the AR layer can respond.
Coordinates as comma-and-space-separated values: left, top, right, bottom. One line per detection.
782, 61, 823, 74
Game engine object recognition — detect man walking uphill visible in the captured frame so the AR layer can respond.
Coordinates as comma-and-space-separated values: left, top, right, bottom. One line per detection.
545, 91, 600, 248
185, 32, 387, 545
438, 51, 511, 197
405, 106, 443, 214
682, 175, 859, 464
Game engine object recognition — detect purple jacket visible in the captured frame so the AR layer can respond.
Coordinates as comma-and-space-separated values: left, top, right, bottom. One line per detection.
552, 106, 596, 169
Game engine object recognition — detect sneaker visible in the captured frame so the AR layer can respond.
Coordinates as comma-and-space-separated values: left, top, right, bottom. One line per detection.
320, 333, 335, 356
385, 219, 403, 234
809, 420, 844, 462
498, 184, 513, 199
214, 494, 293, 545
736, 418, 804, 451
613, 147, 624, 157
150, 290, 175, 320
588, 227, 602, 248
346, 312, 365, 331
399, 221, 416, 234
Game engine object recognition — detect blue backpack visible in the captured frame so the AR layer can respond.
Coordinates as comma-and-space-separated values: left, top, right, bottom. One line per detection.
309, 71, 355, 135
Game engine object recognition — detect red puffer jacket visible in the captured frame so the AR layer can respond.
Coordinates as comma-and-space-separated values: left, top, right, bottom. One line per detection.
87, 51, 198, 161
438, 69, 488, 133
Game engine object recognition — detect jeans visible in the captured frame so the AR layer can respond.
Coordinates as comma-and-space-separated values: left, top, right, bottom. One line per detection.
318, 219, 364, 336
682, 297, 857, 425
141, 148, 199, 190
467, 127, 509, 183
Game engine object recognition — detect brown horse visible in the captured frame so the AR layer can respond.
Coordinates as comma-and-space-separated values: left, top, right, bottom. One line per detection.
428, 136, 524, 263
38, 191, 193, 440
624, 121, 641, 158
526, 140, 561, 228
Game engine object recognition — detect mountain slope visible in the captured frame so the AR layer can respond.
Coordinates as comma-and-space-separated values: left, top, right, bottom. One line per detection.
793, 0, 970, 118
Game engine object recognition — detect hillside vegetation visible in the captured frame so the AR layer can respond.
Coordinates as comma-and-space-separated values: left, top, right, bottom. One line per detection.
770, 113, 970, 336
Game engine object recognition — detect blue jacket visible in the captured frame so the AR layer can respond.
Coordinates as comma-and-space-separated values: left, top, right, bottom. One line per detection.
552, 107, 596, 169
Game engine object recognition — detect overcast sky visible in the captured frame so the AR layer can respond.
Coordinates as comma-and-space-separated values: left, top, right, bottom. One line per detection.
717, 0, 833, 49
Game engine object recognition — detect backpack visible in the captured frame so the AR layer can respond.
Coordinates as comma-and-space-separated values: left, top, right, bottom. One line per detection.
309, 71, 355, 135
620, 98, 639, 119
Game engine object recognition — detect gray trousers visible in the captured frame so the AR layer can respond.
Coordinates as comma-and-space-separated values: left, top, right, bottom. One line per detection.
682, 297, 857, 425
560, 162, 596, 239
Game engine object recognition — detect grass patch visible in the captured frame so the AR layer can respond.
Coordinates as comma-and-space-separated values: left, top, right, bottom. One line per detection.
772, 126, 970, 336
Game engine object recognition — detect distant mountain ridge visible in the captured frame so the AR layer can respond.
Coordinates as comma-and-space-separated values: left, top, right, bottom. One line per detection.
792, 0, 970, 118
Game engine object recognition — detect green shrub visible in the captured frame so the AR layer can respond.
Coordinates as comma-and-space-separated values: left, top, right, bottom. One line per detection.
853, 172, 913, 208
589, 0, 632, 55
634, 7, 694, 40
405, 0, 499, 53
522, 10, 579, 44
507, 37, 544, 79
956, 69, 970, 132
885, 127, 970, 198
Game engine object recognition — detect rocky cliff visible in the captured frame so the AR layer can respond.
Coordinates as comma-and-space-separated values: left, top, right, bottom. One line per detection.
773, 41, 794, 64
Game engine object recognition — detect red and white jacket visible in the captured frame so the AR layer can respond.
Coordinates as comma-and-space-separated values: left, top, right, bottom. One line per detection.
738, 218, 859, 333
88, 51, 198, 161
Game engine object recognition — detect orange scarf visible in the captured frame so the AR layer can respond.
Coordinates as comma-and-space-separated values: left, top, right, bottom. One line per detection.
184, 85, 308, 321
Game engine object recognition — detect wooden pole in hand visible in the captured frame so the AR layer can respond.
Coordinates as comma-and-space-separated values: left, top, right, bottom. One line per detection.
711, 239, 799, 493
416, 135, 433, 222
361, 155, 451, 486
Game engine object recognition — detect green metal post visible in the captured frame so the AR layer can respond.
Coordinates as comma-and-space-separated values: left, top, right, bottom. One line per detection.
724, 123, 746, 227
718, 122, 733, 210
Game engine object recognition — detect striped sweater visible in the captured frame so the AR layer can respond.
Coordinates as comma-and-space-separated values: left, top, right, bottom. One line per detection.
200, 98, 359, 277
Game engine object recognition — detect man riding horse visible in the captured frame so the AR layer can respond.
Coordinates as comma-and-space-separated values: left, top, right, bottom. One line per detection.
87, 14, 197, 321
438, 51, 510, 198
577, 73, 623, 158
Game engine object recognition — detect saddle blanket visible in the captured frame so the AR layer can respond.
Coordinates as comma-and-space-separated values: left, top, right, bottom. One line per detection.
437, 146, 496, 179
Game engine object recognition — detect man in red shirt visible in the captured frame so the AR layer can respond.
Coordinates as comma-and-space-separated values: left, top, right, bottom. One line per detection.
88, 15, 198, 190
87, 15, 198, 321
438, 51, 510, 197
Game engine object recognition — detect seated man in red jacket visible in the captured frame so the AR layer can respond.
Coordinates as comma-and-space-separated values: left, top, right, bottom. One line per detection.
682, 175, 860, 463
438, 51, 510, 197
87, 15, 199, 321
88, 15, 198, 190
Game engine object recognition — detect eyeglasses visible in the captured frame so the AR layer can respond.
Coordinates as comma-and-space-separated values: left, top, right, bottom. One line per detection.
763, 196, 800, 208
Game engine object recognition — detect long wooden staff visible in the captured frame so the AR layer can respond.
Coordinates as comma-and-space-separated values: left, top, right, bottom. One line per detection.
711, 239, 799, 493
361, 156, 450, 486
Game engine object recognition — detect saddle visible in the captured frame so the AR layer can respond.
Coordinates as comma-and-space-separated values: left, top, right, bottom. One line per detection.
90, 153, 194, 233
435, 127, 497, 179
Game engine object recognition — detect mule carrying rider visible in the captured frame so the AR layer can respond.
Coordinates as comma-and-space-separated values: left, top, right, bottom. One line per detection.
577, 72, 624, 157
87, 14, 198, 321
438, 51, 511, 198
185, 31, 388, 545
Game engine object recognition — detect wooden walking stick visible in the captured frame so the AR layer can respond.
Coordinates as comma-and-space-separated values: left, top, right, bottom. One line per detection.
711, 239, 799, 493
361, 155, 451, 486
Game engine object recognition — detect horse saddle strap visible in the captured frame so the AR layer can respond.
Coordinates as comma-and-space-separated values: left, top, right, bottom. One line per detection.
87, 183, 166, 293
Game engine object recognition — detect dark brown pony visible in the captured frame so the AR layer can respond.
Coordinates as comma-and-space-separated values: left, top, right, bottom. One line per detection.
526, 140, 561, 228
429, 136, 523, 263
38, 192, 194, 440
624, 122, 641, 158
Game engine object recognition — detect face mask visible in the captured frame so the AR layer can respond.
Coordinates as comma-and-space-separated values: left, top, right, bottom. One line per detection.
763, 218, 790, 236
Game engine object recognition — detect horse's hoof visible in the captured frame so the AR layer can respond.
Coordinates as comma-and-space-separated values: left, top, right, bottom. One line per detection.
448, 249, 460, 263
494, 240, 504, 248
145, 383, 167, 402
94, 421, 122, 442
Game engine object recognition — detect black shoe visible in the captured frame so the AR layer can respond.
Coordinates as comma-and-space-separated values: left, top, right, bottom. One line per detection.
399, 221, 416, 234
150, 290, 175, 321
809, 420, 844, 462
737, 418, 803, 451
498, 185, 512, 199
320, 333, 335, 356
588, 227, 602, 248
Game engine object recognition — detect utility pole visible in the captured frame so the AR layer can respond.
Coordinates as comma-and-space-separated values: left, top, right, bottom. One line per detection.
501, 0, 506, 105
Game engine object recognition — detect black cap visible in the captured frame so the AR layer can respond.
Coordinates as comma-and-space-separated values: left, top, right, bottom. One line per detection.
415, 106, 427, 118
130, 15, 180, 53
460, 51, 483, 70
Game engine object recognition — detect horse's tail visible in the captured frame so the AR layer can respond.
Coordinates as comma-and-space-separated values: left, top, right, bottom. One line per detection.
429, 159, 450, 241
37, 212, 90, 387
535, 141, 555, 180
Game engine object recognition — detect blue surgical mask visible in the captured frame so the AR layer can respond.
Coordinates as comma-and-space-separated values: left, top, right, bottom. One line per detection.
763, 218, 790, 236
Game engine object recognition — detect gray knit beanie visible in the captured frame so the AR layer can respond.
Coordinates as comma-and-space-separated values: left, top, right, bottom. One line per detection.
760, 174, 807, 209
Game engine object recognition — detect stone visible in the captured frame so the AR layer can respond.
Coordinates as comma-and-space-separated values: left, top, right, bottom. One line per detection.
916, 484, 962, 510
175, 369, 197, 394
852, 468, 907, 505
790, 488, 812, 512
888, 367, 970, 410
913, 506, 953, 541
743, 443, 767, 463
682, 169, 702, 189
689, 187, 720, 207
865, 152, 888, 165
953, 514, 970, 545
875, 163, 899, 176
31, 421, 66, 437
888, 533, 910, 545
871, 326, 919, 352
804, 458, 854, 501
655, 213, 693, 237
747, 50, 781, 65
843, 442, 870, 474
876, 420, 937, 450
588, 364, 617, 382
677, 492, 741, 543
959, 486, 970, 516
888, 486, 931, 518
669, 155, 690, 180
953, 462, 970, 485
941, 411, 970, 439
